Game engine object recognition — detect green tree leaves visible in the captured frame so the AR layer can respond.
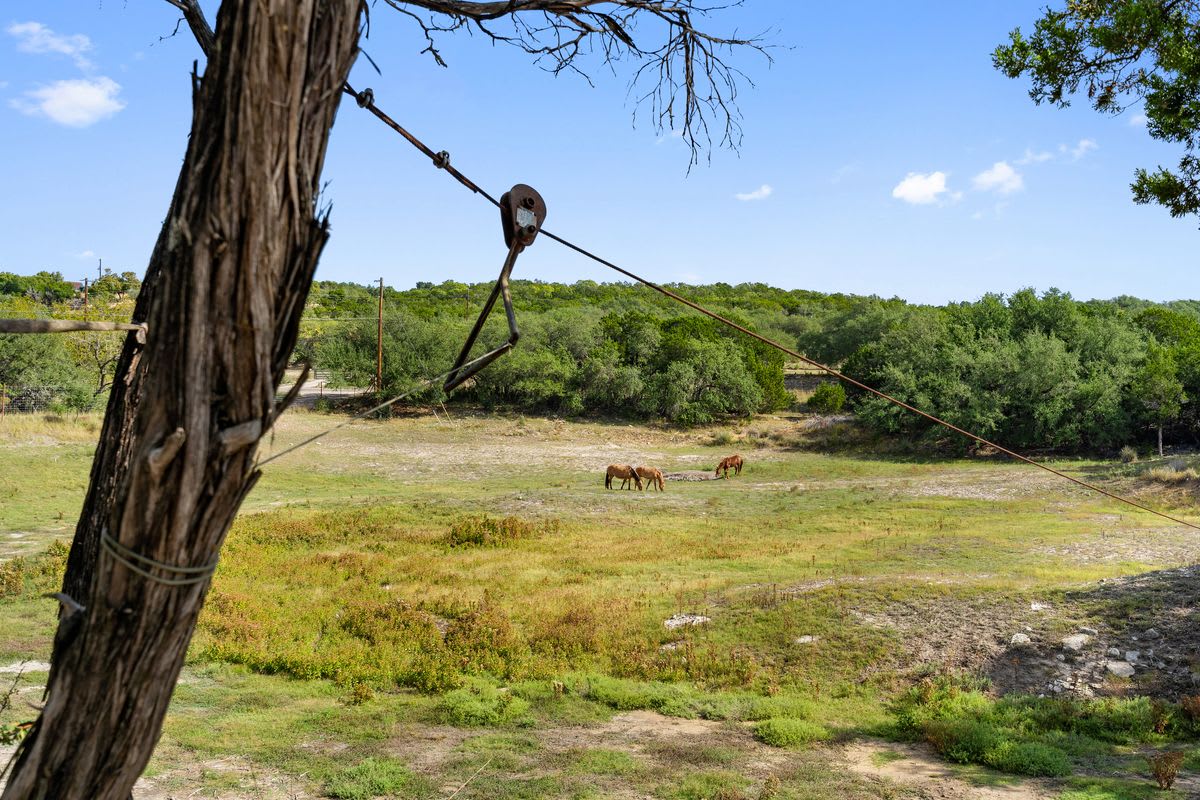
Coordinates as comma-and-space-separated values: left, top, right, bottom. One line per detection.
994, 0, 1200, 224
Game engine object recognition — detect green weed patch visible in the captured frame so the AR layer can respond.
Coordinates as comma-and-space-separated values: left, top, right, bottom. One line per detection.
753, 718, 830, 747
891, 675, 1199, 779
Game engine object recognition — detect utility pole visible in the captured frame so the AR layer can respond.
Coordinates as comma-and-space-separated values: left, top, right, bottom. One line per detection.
97, 258, 103, 282
376, 276, 384, 394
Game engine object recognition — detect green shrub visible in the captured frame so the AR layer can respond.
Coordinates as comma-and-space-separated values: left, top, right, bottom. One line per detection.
752, 718, 830, 747
440, 681, 532, 727
985, 740, 1071, 777
1119, 445, 1138, 463
339, 599, 441, 646
923, 718, 1002, 764
326, 758, 429, 800
807, 381, 846, 413
0, 541, 70, 600
444, 598, 529, 678
0, 559, 24, 599
583, 675, 699, 718
445, 515, 560, 548
743, 695, 815, 722
1071, 697, 1157, 742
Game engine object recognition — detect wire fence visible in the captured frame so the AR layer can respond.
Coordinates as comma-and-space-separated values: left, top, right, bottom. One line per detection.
0, 386, 98, 414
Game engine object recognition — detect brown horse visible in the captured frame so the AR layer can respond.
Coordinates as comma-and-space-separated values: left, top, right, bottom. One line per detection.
605, 464, 643, 491
715, 454, 744, 478
635, 466, 665, 492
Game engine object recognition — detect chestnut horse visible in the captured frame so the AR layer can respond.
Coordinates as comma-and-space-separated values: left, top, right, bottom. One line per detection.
715, 454, 744, 478
635, 466, 665, 492
605, 464, 643, 491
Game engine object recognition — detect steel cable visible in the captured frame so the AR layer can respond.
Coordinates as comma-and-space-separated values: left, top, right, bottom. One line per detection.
326, 87, 1200, 532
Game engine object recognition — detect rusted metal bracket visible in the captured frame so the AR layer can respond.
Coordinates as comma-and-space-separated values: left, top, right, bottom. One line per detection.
444, 184, 546, 393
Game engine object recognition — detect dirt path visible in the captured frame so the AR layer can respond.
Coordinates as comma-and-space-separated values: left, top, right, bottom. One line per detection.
841, 739, 1056, 800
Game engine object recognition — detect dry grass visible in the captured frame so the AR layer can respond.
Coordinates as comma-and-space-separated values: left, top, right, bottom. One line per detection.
1146, 466, 1198, 484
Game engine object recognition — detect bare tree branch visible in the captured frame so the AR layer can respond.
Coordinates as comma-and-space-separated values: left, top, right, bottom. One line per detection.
160, 0, 768, 165
161, 0, 215, 56
382, 0, 772, 165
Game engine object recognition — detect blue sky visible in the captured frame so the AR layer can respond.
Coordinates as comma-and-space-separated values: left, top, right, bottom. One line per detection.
0, 2, 1195, 304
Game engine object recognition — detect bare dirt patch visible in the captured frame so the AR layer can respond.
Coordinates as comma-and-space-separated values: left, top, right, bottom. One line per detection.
841, 739, 1055, 800
384, 724, 476, 774
1034, 525, 1200, 567
133, 755, 316, 800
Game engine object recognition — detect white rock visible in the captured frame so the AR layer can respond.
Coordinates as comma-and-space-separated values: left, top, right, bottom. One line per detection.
1125, 650, 1140, 663
1079, 627, 1099, 636
1144, 628, 1161, 639
1062, 634, 1091, 652
1031, 602, 1049, 612
1106, 661, 1136, 678
664, 613, 710, 630
794, 635, 819, 645
1107, 647, 1121, 658
1010, 633, 1032, 646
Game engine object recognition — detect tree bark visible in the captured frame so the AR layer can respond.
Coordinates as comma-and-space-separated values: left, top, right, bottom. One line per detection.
1159, 423, 1164, 458
3, 1, 359, 797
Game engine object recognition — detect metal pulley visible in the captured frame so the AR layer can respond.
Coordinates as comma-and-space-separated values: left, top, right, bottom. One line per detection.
443, 184, 547, 393
500, 184, 547, 251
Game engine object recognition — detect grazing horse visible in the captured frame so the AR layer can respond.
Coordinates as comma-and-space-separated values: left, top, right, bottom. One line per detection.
605, 464, 643, 491
635, 466, 665, 492
715, 454, 744, 478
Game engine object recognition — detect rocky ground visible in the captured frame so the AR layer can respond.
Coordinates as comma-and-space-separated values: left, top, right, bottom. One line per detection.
851, 564, 1200, 700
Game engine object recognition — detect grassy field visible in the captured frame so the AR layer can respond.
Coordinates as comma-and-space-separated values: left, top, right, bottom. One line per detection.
1, 409, 1198, 799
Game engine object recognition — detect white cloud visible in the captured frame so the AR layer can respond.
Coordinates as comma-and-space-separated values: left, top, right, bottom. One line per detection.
735, 184, 773, 202
76, 250, 96, 259
1016, 148, 1053, 165
891, 171, 950, 205
1061, 138, 1098, 160
972, 161, 1023, 195
0, 80, 8, 90
1130, 113, 1148, 128
11, 77, 125, 127
830, 163, 861, 185
6, 21, 93, 70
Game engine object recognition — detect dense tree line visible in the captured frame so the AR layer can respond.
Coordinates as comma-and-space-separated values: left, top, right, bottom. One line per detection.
309, 285, 791, 425
303, 279, 1200, 452
824, 290, 1199, 454
4, 273, 1199, 452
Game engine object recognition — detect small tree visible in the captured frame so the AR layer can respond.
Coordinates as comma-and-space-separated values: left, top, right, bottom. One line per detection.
1131, 343, 1186, 456
808, 381, 846, 413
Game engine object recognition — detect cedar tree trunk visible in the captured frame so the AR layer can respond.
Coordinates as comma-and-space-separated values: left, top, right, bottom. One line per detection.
3, 1, 360, 796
